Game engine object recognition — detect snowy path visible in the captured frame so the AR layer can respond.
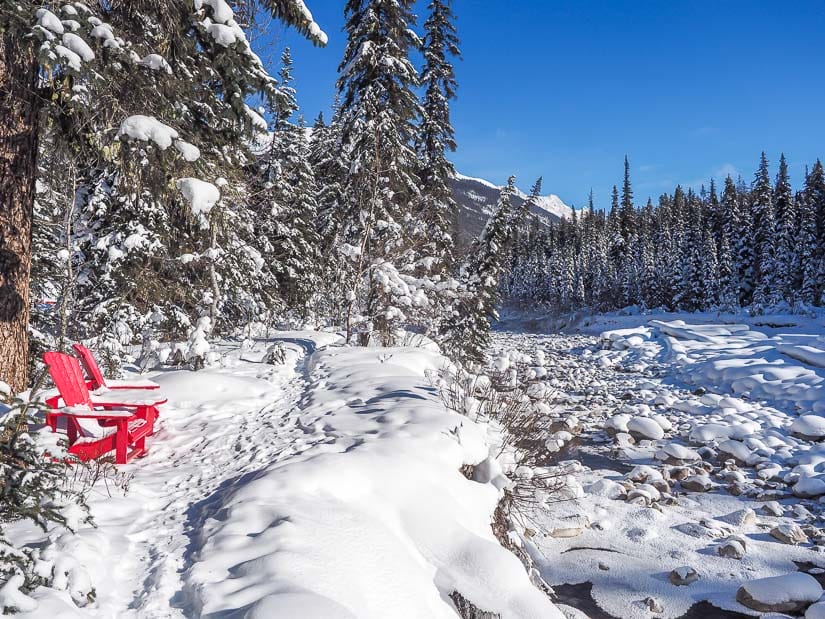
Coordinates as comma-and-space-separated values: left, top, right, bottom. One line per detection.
492, 316, 825, 619
22, 333, 564, 618
75, 336, 324, 618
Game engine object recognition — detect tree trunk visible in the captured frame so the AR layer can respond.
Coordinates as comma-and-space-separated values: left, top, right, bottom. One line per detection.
0, 34, 40, 394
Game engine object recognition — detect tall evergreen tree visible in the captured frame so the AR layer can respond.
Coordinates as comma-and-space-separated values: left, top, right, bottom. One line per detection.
442, 177, 518, 365
773, 153, 796, 300
336, 0, 422, 342
417, 0, 461, 271
802, 161, 825, 304
750, 152, 777, 307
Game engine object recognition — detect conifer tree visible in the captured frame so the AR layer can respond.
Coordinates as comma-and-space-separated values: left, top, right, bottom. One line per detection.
620, 155, 635, 242
336, 0, 422, 342
750, 152, 777, 307
417, 0, 461, 271
773, 153, 796, 300
442, 178, 518, 365
802, 161, 825, 304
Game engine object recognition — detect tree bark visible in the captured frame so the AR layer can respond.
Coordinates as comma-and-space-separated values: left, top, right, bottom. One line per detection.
0, 33, 40, 394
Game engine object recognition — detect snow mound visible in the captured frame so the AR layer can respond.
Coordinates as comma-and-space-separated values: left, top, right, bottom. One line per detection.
182, 345, 563, 618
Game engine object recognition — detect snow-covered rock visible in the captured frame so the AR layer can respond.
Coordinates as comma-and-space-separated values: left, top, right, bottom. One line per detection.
626, 417, 665, 440
669, 566, 699, 586
680, 475, 713, 492
736, 572, 822, 613
792, 415, 825, 440
770, 523, 808, 545
585, 478, 626, 500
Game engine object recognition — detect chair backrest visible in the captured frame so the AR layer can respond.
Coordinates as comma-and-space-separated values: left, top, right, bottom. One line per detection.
44, 352, 93, 408
72, 343, 107, 390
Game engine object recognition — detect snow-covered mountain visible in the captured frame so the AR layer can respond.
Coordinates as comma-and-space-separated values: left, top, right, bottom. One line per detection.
451, 173, 572, 247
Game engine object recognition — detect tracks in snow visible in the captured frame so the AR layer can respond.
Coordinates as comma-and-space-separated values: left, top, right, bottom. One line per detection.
98, 339, 320, 618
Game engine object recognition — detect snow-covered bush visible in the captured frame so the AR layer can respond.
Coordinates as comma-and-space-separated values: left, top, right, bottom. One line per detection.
0, 397, 91, 607
435, 360, 575, 515
186, 317, 212, 371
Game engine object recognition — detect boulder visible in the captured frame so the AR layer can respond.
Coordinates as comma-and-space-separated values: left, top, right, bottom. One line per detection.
627, 417, 665, 441
717, 538, 746, 559
584, 478, 627, 500
643, 596, 664, 613
791, 415, 825, 441
794, 474, 825, 498
680, 475, 713, 492
736, 573, 822, 613
656, 443, 700, 464
718, 508, 756, 528
771, 523, 809, 545
669, 566, 699, 586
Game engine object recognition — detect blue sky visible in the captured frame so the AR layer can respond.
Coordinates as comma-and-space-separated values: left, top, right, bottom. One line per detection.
268, 1, 825, 208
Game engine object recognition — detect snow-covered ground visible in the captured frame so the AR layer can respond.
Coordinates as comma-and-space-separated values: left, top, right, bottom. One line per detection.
9, 331, 563, 618
492, 310, 825, 618
9, 311, 825, 618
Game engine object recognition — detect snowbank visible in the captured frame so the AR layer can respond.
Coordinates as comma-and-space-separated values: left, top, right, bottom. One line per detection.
181, 345, 563, 618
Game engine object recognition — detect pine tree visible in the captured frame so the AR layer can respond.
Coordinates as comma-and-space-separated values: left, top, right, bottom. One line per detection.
801, 161, 825, 304
773, 153, 796, 302
750, 152, 777, 308
336, 0, 422, 342
442, 178, 518, 365
417, 0, 461, 271
620, 155, 635, 242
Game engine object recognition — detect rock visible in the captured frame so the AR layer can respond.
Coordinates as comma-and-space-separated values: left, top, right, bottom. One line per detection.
718, 508, 756, 528
627, 465, 663, 483
643, 596, 664, 613
598, 562, 609, 571
794, 475, 825, 498
807, 601, 825, 619
717, 538, 746, 559
791, 415, 825, 441
675, 521, 729, 540
657, 443, 700, 464
549, 526, 584, 539
605, 414, 631, 435
627, 417, 665, 441
669, 566, 699, 586
771, 523, 809, 545
627, 484, 661, 505
680, 475, 713, 492
736, 572, 822, 613
584, 478, 627, 500
718, 439, 758, 466
666, 466, 692, 481
652, 414, 673, 432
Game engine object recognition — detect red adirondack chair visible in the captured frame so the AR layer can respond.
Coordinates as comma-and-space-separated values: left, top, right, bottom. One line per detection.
73, 343, 160, 391
43, 352, 159, 463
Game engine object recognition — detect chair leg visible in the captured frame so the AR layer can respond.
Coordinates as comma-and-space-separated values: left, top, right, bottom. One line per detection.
132, 436, 146, 459
115, 420, 128, 464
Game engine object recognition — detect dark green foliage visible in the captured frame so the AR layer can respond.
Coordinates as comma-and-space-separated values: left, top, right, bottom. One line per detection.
506, 153, 825, 314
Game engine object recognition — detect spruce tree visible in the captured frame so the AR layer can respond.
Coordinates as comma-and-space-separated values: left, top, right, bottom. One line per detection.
773, 153, 796, 301
442, 178, 518, 365
336, 0, 422, 342
802, 161, 825, 304
750, 152, 777, 308
417, 0, 461, 271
